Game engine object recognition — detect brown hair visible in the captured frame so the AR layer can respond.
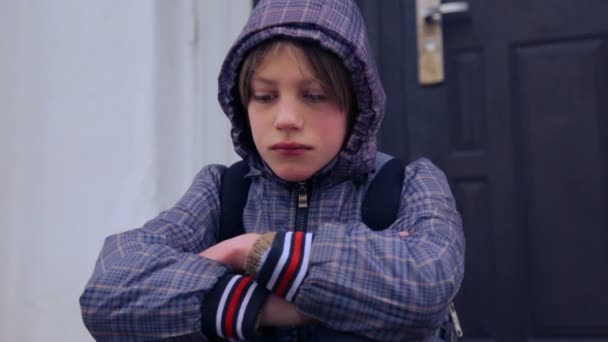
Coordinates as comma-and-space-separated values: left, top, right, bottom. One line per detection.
238, 39, 356, 117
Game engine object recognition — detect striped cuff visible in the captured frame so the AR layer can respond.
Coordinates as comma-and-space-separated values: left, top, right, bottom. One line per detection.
201, 274, 269, 341
255, 231, 313, 302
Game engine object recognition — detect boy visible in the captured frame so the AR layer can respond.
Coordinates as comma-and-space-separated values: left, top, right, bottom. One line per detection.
80, 0, 465, 341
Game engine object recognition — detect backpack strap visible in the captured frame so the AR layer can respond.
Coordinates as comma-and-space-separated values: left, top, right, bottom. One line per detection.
361, 152, 405, 231
218, 153, 405, 240
218, 160, 251, 242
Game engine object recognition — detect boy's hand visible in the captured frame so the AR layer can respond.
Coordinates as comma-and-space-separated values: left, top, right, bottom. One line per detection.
259, 294, 316, 327
199, 233, 261, 271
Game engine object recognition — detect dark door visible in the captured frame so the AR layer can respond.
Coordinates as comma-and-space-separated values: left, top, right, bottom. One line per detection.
357, 0, 608, 340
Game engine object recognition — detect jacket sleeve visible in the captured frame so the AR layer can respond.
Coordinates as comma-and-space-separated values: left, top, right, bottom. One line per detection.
79, 165, 269, 341
249, 158, 465, 340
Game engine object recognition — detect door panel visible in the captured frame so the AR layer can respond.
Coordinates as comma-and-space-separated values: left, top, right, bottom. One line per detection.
513, 38, 608, 335
451, 179, 494, 337
357, 0, 608, 340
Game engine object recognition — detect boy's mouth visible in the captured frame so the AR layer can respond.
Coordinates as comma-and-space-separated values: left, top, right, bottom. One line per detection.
271, 142, 312, 156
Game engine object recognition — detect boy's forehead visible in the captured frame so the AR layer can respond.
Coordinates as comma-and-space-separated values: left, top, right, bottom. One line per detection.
251, 76, 321, 86
252, 43, 319, 82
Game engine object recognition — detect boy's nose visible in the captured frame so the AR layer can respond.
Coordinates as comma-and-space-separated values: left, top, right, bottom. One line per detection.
274, 99, 303, 130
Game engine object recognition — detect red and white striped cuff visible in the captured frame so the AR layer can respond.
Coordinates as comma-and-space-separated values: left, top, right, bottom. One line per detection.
255, 231, 313, 302
201, 274, 269, 340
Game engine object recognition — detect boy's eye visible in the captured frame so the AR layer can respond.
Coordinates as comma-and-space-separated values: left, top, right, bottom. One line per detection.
252, 93, 276, 103
304, 92, 328, 103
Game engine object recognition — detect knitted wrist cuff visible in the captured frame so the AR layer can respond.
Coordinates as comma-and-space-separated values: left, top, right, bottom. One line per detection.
201, 274, 270, 341
244, 232, 276, 277
255, 231, 314, 302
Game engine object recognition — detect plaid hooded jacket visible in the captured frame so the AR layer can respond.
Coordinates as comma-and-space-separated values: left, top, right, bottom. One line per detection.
80, 0, 465, 340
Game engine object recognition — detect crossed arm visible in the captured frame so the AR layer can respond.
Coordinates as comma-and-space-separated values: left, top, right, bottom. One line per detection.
198, 230, 410, 327
80, 160, 463, 341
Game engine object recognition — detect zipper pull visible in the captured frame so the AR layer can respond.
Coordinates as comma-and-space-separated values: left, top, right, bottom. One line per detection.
449, 302, 463, 337
297, 182, 308, 208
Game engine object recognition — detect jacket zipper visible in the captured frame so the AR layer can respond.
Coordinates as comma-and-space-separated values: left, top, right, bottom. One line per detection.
294, 182, 310, 341
294, 182, 309, 232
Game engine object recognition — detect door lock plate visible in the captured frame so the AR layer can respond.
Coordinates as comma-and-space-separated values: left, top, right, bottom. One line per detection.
416, 0, 445, 85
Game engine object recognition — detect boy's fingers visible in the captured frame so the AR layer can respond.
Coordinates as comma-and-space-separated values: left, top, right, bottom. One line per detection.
399, 231, 411, 237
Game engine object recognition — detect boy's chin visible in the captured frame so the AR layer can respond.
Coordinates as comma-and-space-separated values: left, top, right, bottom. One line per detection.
272, 166, 316, 183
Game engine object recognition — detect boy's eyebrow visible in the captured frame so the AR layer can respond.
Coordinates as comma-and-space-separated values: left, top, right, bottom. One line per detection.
251, 77, 276, 85
251, 77, 323, 86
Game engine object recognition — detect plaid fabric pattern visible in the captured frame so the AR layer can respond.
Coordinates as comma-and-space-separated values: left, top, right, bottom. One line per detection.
80, 0, 465, 340
243, 158, 465, 340
80, 159, 464, 341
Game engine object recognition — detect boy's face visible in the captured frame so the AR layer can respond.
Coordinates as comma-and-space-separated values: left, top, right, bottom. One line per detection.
247, 44, 348, 182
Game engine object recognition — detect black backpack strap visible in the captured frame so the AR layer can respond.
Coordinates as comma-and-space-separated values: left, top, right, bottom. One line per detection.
361, 152, 405, 231
218, 160, 251, 242
219, 153, 404, 238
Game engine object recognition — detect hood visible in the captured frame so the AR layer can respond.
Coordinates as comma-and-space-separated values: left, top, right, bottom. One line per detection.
218, 0, 386, 182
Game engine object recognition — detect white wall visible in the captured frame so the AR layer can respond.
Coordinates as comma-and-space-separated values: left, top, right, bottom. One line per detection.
0, 1, 250, 341
0, 0, 18, 339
